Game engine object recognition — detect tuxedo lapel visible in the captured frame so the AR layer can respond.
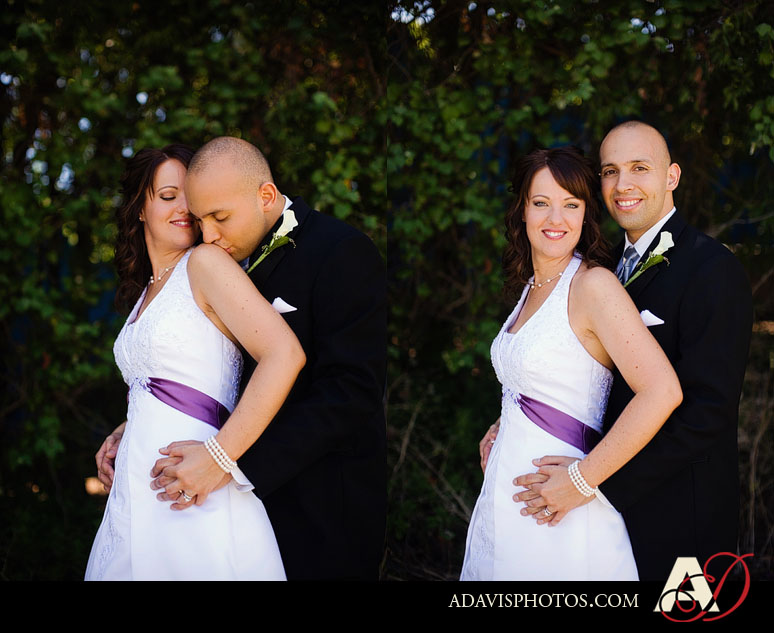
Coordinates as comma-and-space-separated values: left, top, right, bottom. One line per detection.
247, 197, 311, 289
624, 211, 688, 301
624, 259, 661, 300
613, 238, 625, 277
613, 239, 625, 262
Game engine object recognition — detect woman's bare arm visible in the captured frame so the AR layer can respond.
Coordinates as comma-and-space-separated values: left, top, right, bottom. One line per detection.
514, 266, 681, 524
153, 243, 305, 507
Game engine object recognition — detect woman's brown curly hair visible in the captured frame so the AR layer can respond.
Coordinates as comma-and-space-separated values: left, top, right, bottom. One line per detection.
114, 144, 195, 314
502, 146, 613, 301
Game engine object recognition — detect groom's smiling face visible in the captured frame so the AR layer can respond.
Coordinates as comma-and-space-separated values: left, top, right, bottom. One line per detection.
185, 159, 277, 262
599, 123, 681, 243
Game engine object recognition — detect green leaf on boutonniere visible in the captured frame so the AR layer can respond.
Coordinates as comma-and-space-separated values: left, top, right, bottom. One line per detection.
245, 210, 298, 274
623, 231, 673, 288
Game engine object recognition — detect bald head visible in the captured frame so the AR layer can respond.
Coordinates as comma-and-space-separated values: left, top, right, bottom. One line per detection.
188, 136, 274, 193
602, 121, 672, 168
184, 137, 285, 261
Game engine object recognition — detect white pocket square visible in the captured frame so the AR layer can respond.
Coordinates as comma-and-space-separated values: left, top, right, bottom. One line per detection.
640, 309, 664, 327
271, 297, 297, 314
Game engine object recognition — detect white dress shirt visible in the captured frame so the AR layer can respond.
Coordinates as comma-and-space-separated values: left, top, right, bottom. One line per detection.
621, 206, 677, 267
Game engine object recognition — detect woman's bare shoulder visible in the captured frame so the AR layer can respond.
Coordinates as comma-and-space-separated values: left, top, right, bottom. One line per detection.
187, 244, 244, 279
572, 264, 624, 301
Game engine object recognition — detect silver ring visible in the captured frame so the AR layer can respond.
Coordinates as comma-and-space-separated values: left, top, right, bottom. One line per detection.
180, 490, 193, 502
543, 508, 553, 517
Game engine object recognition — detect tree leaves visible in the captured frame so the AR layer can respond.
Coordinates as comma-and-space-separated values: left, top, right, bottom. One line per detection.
386, 0, 774, 578
0, 1, 386, 579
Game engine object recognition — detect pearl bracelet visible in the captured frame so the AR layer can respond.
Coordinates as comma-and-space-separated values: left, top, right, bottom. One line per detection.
205, 436, 237, 474
568, 460, 597, 497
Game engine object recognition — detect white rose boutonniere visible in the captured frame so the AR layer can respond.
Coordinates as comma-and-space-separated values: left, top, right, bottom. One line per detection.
246, 209, 298, 274
623, 231, 673, 288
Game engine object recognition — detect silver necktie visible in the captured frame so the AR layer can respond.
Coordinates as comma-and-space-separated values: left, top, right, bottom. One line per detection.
616, 245, 639, 284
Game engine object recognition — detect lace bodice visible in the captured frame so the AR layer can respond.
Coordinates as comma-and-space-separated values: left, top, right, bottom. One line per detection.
113, 249, 243, 410
86, 249, 287, 581
461, 254, 637, 582
490, 254, 612, 433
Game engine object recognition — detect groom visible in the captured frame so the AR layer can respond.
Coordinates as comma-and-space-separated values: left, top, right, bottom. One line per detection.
508, 121, 753, 580
99, 137, 387, 580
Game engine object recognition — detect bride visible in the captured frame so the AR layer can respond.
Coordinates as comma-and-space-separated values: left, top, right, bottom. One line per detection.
460, 146, 682, 580
86, 144, 304, 580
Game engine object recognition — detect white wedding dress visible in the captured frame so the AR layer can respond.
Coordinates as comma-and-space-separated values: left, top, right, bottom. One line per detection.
461, 254, 638, 580
85, 249, 286, 581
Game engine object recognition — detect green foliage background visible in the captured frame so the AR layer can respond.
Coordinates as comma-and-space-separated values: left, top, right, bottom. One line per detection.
0, 0, 384, 580
2, 0, 773, 581
386, 0, 774, 579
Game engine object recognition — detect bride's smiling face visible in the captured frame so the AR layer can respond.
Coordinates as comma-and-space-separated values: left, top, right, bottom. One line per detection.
523, 167, 585, 263
140, 159, 199, 252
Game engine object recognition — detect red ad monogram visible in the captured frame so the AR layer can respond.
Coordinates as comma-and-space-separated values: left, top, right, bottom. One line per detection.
655, 552, 753, 622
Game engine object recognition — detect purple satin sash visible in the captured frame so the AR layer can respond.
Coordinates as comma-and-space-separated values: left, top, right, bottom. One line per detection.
506, 389, 602, 454
145, 377, 230, 430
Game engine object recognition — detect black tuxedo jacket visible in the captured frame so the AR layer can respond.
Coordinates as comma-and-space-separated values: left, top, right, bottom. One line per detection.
599, 211, 752, 580
237, 197, 387, 580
